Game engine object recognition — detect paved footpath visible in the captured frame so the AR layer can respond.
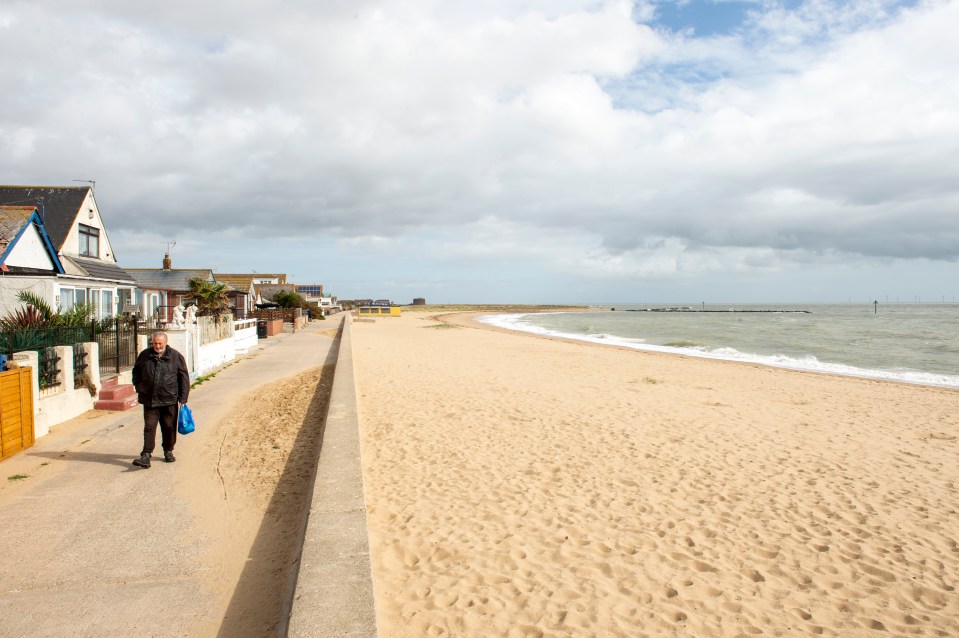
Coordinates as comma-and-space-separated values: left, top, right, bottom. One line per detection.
0, 317, 345, 638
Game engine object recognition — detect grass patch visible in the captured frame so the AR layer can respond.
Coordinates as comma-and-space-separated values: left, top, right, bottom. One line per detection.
7, 474, 29, 481
422, 324, 460, 330
644, 377, 663, 385
191, 372, 217, 388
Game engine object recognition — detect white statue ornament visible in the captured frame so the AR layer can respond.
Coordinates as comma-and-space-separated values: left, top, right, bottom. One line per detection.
171, 304, 186, 328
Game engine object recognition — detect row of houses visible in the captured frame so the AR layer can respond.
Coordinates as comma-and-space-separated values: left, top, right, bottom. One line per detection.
0, 185, 339, 326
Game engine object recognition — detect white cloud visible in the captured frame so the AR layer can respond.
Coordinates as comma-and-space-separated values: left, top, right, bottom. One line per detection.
1, 0, 956, 301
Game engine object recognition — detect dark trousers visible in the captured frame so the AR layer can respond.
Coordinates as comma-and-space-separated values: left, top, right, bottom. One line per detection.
142, 404, 178, 455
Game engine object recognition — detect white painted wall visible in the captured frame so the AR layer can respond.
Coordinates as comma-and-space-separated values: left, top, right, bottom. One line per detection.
234, 320, 258, 354
6, 224, 55, 269
60, 191, 111, 258
34, 345, 99, 434
197, 338, 235, 375
157, 325, 237, 378
162, 328, 190, 371
0, 277, 58, 312
12, 343, 100, 438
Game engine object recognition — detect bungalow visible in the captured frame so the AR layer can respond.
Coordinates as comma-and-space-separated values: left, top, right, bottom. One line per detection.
255, 283, 296, 304
212, 273, 257, 318
0, 186, 136, 318
125, 253, 216, 323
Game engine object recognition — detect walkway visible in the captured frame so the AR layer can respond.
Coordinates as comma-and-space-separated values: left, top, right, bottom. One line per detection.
0, 315, 376, 637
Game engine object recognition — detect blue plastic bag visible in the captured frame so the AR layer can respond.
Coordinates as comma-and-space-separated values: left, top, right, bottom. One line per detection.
178, 404, 196, 435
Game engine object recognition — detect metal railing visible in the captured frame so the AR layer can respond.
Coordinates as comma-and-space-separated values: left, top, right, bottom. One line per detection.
74, 348, 89, 389
93, 318, 138, 376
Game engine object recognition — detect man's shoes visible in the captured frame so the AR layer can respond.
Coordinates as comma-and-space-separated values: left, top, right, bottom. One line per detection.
132, 453, 151, 468
164, 450, 176, 463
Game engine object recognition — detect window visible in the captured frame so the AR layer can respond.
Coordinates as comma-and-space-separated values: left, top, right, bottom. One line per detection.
101, 290, 114, 319
60, 287, 74, 311
79, 224, 100, 258
60, 287, 91, 311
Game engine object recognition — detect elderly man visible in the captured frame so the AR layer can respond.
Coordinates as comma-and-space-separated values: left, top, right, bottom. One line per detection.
131, 331, 190, 468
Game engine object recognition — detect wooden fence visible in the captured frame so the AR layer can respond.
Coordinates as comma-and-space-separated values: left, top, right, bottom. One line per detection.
0, 367, 34, 461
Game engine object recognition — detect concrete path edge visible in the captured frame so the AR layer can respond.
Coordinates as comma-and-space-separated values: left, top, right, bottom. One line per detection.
284, 314, 379, 637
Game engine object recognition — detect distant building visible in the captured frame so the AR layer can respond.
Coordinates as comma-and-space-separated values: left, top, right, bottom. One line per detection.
412, 298, 426, 305
250, 273, 286, 285
295, 284, 324, 305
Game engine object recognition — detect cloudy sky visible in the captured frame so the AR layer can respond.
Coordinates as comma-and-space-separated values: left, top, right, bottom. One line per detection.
2, 0, 957, 304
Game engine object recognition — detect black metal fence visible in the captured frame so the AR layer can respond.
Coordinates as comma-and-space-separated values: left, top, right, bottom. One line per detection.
0, 325, 88, 357
38, 347, 61, 391
0, 317, 139, 379
92, 318, 139, 376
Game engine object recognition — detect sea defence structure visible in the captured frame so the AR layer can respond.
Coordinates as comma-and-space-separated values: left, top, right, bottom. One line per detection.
285, 313, 378, 637
624, 307, 811, 313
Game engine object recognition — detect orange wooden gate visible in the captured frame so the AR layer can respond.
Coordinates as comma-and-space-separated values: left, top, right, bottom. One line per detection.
0, 367, 34, 461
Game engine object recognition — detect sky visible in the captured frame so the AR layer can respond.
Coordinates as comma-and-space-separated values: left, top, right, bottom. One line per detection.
2, 0, 957, 304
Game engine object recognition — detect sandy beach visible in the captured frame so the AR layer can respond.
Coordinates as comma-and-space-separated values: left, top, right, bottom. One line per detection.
353, 310, 959, 637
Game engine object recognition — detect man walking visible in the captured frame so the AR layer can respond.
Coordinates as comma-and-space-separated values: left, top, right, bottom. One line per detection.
131, 331, 190, 468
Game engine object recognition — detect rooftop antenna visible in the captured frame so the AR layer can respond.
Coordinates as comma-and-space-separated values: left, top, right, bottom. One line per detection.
73, 179, 96, 195
165, 240, 177, 253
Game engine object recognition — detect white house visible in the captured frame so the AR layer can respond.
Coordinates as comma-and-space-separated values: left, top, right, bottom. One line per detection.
0, 185, 136, 318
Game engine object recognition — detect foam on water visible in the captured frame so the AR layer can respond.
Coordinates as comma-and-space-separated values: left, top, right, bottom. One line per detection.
478, 313, 959, 389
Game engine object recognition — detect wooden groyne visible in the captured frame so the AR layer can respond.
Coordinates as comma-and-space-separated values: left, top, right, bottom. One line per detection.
623, 308, 812, 314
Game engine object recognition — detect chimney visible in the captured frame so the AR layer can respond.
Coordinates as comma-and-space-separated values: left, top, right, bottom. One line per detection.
162, 253, 172, 270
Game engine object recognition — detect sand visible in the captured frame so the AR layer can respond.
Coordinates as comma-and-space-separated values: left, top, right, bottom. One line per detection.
196, 363, 335, 637
353, 310, 959, 637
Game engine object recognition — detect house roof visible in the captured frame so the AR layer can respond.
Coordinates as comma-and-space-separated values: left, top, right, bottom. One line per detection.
214, 274, 255, 290
0, 186, 91, 252
215, 272, 287, 284
61, 255, 136, 284
255, 283, 296, 301
0, 206, 35, 248
125, 268, 215, 292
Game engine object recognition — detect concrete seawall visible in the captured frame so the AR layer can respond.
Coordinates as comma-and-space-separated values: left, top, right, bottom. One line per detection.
285, 314, 378, 637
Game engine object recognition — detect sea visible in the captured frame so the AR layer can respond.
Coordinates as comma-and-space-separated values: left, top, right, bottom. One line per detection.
478, 303, 959, 389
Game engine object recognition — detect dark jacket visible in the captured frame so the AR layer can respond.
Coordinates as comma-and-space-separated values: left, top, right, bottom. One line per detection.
132, 346, 190, 407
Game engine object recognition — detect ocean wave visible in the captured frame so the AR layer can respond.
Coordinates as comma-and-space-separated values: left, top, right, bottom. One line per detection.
477, 314, 959, 389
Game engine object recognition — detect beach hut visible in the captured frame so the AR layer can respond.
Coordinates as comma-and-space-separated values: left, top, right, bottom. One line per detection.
357, 305, 401, 317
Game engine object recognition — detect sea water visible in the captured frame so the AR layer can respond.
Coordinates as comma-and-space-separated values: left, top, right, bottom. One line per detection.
479, 304, 959, 389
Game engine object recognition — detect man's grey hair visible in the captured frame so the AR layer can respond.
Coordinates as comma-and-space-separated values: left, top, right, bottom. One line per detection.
152, 331, 169, 341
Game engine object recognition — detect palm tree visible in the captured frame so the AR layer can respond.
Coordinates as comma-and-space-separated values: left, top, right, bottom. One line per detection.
188, 278, 231, 318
